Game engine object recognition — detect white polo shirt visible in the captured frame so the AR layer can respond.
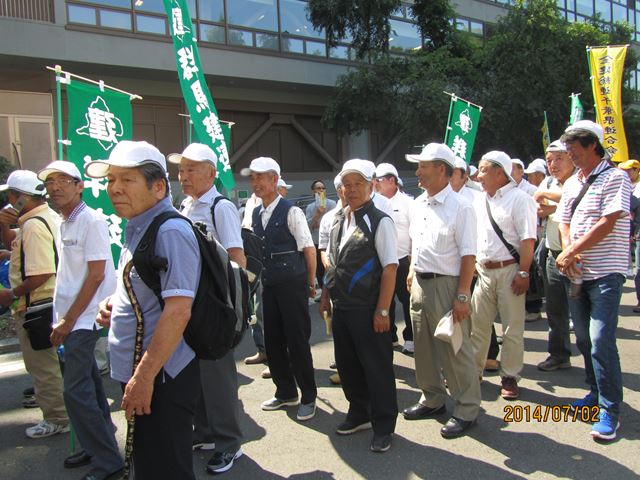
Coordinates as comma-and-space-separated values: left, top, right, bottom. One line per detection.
372, 192, 394, 216
318, 203, 342, 251
517, 178, 538, 196
474, 183, 537, 264
180, 185, 243, 250
389, 190, 413, 258
410, 185, 477, 276
54, 203, 117, 332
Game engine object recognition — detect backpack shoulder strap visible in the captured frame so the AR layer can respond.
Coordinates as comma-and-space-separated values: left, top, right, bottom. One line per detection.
210, 194, 231, 233
20, 215, 59, 306
132, 210, 186, 307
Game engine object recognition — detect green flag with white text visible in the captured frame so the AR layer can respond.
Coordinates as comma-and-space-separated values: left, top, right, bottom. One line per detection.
445, 97, 481, 164
569, 94, 584, 124
67, 81, 132, 262
163, 0, 235, 191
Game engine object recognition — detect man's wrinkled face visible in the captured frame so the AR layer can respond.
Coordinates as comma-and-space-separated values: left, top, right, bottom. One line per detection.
106, 166, 164, 219
250, 171, 278, 199
178, 158, 216, 198
342, 173, 371, 209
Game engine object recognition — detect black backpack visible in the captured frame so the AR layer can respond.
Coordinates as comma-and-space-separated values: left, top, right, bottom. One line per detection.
132, 210, 250, 360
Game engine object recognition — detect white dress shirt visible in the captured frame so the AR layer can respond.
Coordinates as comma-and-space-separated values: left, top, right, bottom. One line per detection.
474, 183, 537, 264
241, 193, 262, 229
410, 184, 477, 276
318, 203, 342, 250
389, 190, 413, 258
258, 195, 314, 251
517, 178, 538, 196
180, 185, 243, 250
459, 185, 482, 204
372, 192, 394, 216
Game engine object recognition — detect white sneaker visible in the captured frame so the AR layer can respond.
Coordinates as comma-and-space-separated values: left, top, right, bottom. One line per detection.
402, 341, 415, 354
25, 420, 69, 439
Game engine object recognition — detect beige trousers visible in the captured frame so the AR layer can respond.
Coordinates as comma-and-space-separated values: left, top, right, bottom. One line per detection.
470, 264, 525, 380
410, 275, 481, 421
15, 311, 68, 425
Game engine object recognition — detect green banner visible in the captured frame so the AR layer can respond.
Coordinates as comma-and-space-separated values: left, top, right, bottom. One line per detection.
541, 111, 551, 152
569, 93, 584, 124
445, 97, 481, 164
163, 0, 235, 191
67, 81, 132, 262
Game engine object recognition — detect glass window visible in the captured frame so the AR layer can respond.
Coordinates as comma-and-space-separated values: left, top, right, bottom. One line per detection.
389, 19, 421, 51
228, 28, 253, 46
100, 10, 132, 29
136, 14, 165, 33
305, 40, 325, 56
187, 0, 196, 19
87, 0, 131, 9
566, 0, 576, 11
68, 4, 97, 24
612, 3, 627, 22
282, 37, 304, 53
280, 0, 324, 39
257, 33, 279, 50
198, 0, 224, 22
557, 0, 565, 9
595, 0, 611, 21
576, 0, 593, 16
456, 19, 469, 31
134, 0, 165, 14
470, 21, 483, 36
200, 23, 225, 43
329, 45, 349, 59
228, 0, 278, 32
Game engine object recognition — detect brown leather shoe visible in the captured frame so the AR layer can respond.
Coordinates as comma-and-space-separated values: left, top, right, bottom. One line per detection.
261, 366, 271, 379
329, 373, 341, 385
244, 352, 267, 365
484, 359, 499, 372
501, 377, 519, 400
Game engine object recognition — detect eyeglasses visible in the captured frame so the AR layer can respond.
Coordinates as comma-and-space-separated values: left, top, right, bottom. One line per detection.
44, 179, 78, 188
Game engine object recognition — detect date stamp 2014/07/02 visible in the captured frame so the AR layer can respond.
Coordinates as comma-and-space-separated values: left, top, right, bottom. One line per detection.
503, 405, 600, 423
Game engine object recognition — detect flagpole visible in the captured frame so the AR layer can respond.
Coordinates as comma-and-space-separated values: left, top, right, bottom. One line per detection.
442, 91, 483, 110
585, 47, 601, 124
46, 66, 143, 100
444, 96, 455, 144
544, 111, 551, 139
53, 66, 65, 160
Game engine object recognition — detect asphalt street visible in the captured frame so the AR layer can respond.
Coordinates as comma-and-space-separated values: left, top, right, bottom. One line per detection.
0, 282, 639, 479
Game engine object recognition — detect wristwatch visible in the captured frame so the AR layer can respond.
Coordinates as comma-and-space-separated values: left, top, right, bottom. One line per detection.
456, 293, 470, 303
376, 308, 389, 317
517, 270, 530, 279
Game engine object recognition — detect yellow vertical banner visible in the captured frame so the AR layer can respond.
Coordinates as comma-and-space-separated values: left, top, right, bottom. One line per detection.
587, 45, 628, 163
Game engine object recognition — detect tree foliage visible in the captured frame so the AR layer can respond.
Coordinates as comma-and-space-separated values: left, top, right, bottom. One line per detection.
308, 0, 639, 161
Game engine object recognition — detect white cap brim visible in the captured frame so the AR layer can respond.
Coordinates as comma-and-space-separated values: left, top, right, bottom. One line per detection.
85, 158, 159, 179
340, 169, 372, 182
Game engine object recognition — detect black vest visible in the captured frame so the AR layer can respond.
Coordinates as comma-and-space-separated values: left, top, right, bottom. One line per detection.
252, 198, 306, 287
325, 200, 388, 309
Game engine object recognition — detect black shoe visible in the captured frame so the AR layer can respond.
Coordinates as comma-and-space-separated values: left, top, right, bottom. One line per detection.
329, 362, 337, 370
79, 467, 125, 480
537, 357, 571, 372
206, 448, 243, 474
440, 417, 474, 438
370, 433, 392, 453
64, 450, 92, 469
402, 403, 446, 420
22, 386, 35, 398
336, 419, 372, 435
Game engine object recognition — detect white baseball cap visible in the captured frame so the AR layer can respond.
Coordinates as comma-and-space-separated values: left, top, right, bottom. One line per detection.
277, 178, 292, 189
525, 159, 547, 175
167, 143, 217, 166
0, 170, 46, 196
511, 158, 525, 169
37, 160, 82, 181
405, 143, 455, 168
469, 165, 478, 176
375, 163, 399, 179
85, 140, 166, 178
340, 159, 375, 182
481, 151, 515, 183
564, 120, 604, 145
240, 157, 281, 177
546, 139, 567, 153
333, 174, 342, 190
453, 157, 468, 171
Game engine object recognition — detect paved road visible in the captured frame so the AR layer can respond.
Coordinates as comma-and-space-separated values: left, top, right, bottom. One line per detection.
0, 282, 639, 479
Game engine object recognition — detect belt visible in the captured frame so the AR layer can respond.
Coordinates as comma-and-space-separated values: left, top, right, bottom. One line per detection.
482, 259, 517, 270
417, 272, 448, 280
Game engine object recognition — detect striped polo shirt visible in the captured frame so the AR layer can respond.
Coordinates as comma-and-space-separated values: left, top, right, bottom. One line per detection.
556, 159, 631, 280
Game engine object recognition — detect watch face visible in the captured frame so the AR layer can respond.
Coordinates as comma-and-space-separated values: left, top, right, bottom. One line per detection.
457, 294, 469, 303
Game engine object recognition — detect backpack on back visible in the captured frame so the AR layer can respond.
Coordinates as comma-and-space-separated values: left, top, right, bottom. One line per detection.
132, 210, 250, 360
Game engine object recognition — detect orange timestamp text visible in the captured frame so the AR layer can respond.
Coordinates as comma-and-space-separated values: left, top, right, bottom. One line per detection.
503, 405, 600, 423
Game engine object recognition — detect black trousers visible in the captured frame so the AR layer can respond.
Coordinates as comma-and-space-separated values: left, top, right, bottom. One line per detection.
315, 245, 325, 288
131, 358, 199, 480
263, 275, 317, 404
390, 255, 413, 342
333, 306, 398, 436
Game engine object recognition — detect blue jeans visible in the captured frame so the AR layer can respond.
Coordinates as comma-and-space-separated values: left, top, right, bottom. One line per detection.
634, 240, 640, 303
565, 273, 624, 416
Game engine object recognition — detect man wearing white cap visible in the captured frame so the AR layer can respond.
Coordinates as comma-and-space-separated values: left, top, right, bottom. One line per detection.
0, 171, 69, 439
320, 159, 398, 453
512, 158, 538, 196
450, 157, 481, 204
533, 140, 575, 373
306, 179, 337, 292
402, 144, 480, 438
524, 159, 547, 187
470, 151, 537, 400
374, 162, 414, 352
90, 140, 201, 479
242, 157, 318, 421
277, 178, 293, 198
37, 161, 123, 477
167, 143, 244, 473
556, 120, 630, 441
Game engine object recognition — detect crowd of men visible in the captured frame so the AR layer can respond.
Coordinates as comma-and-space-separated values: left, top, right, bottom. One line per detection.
0, 119, 632, 479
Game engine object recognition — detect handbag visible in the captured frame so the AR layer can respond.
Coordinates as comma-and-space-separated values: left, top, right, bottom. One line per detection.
20, 216, 58, 351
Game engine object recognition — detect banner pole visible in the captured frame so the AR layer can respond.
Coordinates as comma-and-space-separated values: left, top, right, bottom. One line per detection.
54, 66, 64, 160
444, 96, 455, 144
585, 47, 600, 124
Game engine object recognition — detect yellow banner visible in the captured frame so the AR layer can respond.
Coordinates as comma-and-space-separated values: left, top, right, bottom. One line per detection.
588, 45, 628, 163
